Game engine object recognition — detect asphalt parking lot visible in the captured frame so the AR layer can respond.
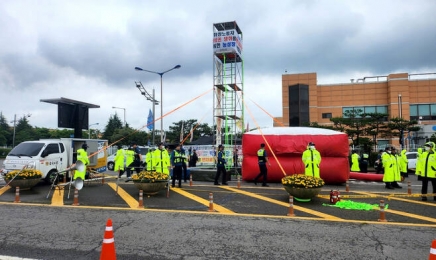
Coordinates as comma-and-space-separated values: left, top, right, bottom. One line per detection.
1, 170, 435, 227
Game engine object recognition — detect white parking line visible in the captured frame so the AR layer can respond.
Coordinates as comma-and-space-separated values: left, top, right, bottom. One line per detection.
0, 256, 40, 260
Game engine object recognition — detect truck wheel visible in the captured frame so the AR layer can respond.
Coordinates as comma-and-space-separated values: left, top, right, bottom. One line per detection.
107, 162, 114, 171
45, 170, 59, 184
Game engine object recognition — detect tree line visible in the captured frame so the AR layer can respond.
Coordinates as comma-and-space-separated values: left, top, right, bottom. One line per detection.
0, 112, 214, 148
305, 109, 425, 150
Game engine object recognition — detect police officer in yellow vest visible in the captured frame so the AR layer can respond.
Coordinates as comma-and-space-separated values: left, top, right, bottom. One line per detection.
417, 142, 436, 201
145, 147, 155, 171
124, 147, 135, 182
302, 142, 321, 178
382, 146, 402, 189
74, 143, 90, 181
114, 148, 126, 178
153, 142, 170, 175
415, 147, 424, 176
171, 144, 184, 188
399, 149, 409, 178
360, 152, 369, 173
350, 150, 360, 172
253, 143, 270, 187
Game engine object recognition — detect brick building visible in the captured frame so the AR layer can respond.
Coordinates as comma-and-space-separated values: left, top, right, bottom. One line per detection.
275, 72, 436, 148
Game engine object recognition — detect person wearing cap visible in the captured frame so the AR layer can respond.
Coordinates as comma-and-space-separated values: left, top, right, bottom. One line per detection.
170, 144, 184, 188
189, 149, 198, 167
179, 144, 189, 183
253, 143, 270, 187
153, 142, 170, 175
360, 151, 370, 173
390, 147, 402, 188
382, 146, 402, 189
416, 142, 436, 201
214, 144, 228, 185
350, 150, 361, 172
74, 143, 90, 181
375, 150, 384, 174
302, 142, 322, 178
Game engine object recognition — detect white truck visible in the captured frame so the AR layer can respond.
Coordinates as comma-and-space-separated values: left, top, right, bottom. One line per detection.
1, 138, 108, 184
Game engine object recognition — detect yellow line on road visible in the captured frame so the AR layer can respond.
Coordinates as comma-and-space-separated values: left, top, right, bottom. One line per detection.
353, 191, 436, 223
171, 187, 235, 214
51, 188, 64, 206
107, 183, 139, 209
0, 185, 11, 195
221, 186, 342, 220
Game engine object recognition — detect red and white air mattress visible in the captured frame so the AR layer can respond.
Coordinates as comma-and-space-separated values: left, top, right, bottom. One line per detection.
242, 127, 349, 184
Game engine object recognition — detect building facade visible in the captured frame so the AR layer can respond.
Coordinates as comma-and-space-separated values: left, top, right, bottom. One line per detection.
276, 72, 436, 148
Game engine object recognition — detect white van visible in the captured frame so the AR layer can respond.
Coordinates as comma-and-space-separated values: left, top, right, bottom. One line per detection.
1, 138, 108, 183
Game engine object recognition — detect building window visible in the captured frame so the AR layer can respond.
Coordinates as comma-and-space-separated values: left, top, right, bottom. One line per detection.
322, 113, 332, 119
342, 106, 388, 119
288, 84, 309, 126
410, 103, 436, 120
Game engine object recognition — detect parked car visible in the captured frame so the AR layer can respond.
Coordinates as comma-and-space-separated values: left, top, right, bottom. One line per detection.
406, 151, 418, 172
107, 146, 150, 171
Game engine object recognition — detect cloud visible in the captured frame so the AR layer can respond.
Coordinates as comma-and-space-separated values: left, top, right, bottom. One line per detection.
0, 0, 435, 136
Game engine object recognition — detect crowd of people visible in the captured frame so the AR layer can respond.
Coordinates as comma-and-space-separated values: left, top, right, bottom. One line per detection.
110, 140, 435, 201
344, 142, 436, 201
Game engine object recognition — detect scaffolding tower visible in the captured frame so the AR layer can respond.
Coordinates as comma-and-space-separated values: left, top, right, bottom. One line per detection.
213, 21, 244, 149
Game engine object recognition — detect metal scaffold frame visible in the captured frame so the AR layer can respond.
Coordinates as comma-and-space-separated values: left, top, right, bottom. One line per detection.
212, 21, 244, 152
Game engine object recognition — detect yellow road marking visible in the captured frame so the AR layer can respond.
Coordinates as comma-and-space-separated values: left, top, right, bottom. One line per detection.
107, 183, 140, 209
353, 191, 436, 223
0, 185, 11, 195
221, 186, 342, 220
51, 188, 64, 206
171, 187, 235, 214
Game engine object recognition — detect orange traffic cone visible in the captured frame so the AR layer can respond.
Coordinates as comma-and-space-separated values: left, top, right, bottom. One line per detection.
100, 218, 116, 260
14, 187, 21, 203
430, 239, 436, 260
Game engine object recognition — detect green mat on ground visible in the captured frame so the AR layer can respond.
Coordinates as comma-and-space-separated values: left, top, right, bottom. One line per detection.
322, 200, 389, 211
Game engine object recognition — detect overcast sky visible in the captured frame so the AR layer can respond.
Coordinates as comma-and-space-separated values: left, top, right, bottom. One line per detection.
1, 0, 436, 134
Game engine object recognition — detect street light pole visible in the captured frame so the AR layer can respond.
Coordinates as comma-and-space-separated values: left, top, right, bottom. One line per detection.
112, 106, 126, 127
12, 114, 16, 148
11, 113, 31, 148
88, 123, 99, 139
135, 65, 181, 143
136, 81, 159, 145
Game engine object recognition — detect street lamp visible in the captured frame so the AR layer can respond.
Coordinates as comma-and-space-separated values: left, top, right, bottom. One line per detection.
135, 64, 181, 142
11, 113, 31, 148
88, 123, 99, 139
135, 81, 159, 145
112, 106, 126, 127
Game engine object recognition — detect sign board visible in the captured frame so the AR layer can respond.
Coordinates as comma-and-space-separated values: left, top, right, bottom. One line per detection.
213, 29, 243, 56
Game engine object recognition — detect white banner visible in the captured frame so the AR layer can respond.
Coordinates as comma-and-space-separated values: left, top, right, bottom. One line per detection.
213, 29, 243, 56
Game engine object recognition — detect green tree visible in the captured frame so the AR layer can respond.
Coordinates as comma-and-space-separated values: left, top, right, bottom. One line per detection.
102, 114, 123, 143
0, 112, 11, 146
329, 109, 369, 146
110, 127, 148, 147
166, 119, 213, 144
386, 117, 421, 149
13, 115, 35, 146
362, 112, 389, 149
